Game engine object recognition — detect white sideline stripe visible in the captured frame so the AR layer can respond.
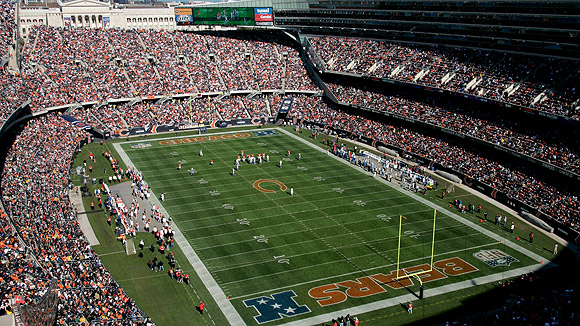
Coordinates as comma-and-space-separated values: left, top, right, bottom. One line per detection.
278, 262, 553, 326
280, 128, 551, 263
228, 240, 499, 300
113, 141, 246, 325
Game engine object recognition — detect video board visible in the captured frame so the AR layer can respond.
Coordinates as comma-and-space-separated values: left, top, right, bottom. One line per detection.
175, 7, 274, 26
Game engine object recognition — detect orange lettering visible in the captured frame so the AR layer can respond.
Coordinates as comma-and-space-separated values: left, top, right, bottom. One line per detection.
235, 133, 250, 138
371, 270, 414, 289
337, 277, 385, 298
434, 257, 478, 276
308, 284, 347, 307
404, 264, 447, 283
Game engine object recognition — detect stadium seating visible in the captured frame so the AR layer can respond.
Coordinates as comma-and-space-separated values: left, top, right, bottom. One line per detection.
326, 83, 580, 175
0, 3, 579, 322
286, 98, 580, 232
308, 36, 580, 120
0, 113, 150, 323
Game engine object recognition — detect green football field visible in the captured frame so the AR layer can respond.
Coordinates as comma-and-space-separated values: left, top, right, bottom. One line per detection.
113, 127, 548, 325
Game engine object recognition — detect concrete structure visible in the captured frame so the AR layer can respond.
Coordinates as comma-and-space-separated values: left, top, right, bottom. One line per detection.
19, 0, 176, 37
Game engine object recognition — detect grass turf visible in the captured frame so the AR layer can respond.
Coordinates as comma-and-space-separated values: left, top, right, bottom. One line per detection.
102, 126, 552, 325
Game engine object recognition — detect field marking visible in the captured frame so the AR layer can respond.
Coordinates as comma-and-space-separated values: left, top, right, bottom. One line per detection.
277, 262, 548, 326
205, 136, 498, 294
117, 127, 552, 325
113, 141, 246, 326
136, 164, 369, 197
174, 190, 411, 216
97, 250, 126, 256
227, 240, 500, 300
209, 226, 485, 273
192, 216, 460, 250
185, 206, 436, 235
146, 174, 392, 202
176, 196, 417, 228
179, 197, 423, 225
165, 181, 399, 212
280, 128, 550, 261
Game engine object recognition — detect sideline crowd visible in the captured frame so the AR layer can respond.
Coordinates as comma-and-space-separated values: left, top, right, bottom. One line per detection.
287, 97, 580, 231
327, 82, 580, 175
0, 113, 150, 323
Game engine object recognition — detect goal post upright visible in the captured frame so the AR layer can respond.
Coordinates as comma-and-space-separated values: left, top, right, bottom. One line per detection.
396, 214, 403, 278
395, 209, 437, 281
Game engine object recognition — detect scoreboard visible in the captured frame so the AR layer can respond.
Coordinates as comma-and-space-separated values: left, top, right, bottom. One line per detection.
175, 7, 274, 26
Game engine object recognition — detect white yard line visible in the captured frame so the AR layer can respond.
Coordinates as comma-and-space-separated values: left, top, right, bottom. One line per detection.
229, 240, 501, 300
279, 128, 551, 263
115, 127, 554, 325
114, 141, 245, 326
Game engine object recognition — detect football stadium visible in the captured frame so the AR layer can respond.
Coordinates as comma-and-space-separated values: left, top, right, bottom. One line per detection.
0, 0, 579, 325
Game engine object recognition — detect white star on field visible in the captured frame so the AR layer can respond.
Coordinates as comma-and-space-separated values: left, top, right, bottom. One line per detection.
284, 307, 296, 314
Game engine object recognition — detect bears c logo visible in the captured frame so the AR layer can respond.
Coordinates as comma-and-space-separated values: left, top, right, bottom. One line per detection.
253, 179, 287, 193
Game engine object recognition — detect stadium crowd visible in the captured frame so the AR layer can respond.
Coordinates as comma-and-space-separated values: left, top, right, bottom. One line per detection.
437, 273, 579, 326
0, 0, 25, 124
0, 5, 578, 322
287, 97, 580, 231
326, 83, 580, 175
13, 26, 317, 113
308, 36, 580, 120
0, 113, 150, 323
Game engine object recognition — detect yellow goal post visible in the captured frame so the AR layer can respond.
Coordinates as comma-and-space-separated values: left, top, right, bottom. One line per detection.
395, 209, 437, 285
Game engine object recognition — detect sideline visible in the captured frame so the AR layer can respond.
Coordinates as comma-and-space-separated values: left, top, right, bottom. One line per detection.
113, 140, 245, 326
70, 186, 100, 246
277, 127, 554, 324
330, 130, 577, 251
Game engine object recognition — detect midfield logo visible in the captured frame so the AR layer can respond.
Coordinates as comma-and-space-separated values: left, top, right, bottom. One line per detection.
244, 290, 311, 324
473, 249, 519, 267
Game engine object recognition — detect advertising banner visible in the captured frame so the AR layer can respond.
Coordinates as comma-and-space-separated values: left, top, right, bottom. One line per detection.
61, 115, 93, 131
278, 98, 293, 114
254, 7, 274, 26
103, 17, 110, 28
175, 8, 193, 25
176, 7, 273, 26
